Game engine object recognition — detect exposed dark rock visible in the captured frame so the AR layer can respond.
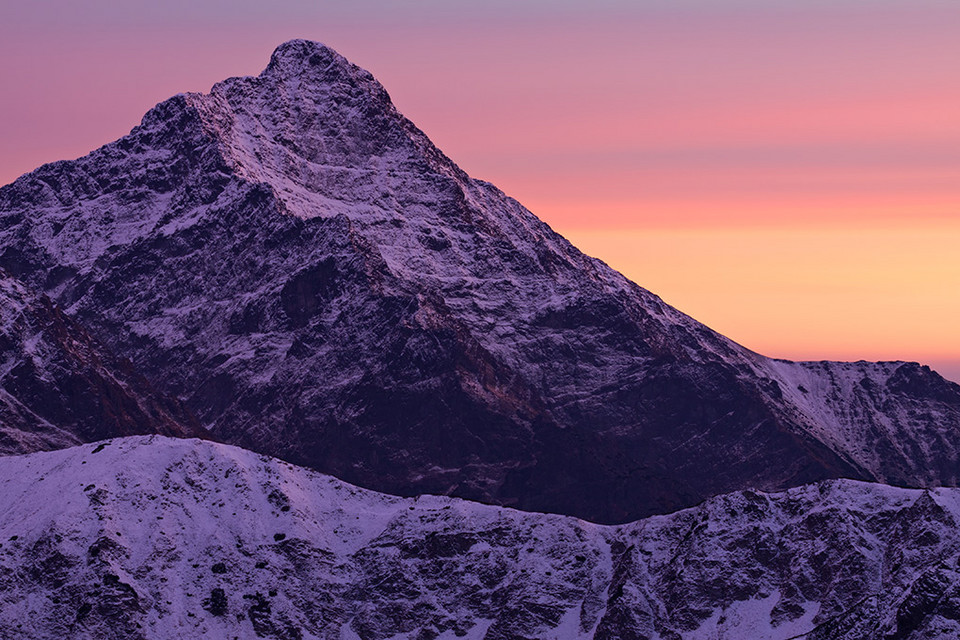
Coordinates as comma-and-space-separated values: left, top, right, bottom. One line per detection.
0, 271, 207, 454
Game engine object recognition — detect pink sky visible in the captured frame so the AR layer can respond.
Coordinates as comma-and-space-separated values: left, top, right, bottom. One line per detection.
1, 1, 957, 381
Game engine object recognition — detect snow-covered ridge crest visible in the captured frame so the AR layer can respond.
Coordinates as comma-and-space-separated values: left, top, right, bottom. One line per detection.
2, 436, 960, 639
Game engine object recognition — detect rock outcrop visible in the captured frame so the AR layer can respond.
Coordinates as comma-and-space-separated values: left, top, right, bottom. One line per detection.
0, 271, 204, 454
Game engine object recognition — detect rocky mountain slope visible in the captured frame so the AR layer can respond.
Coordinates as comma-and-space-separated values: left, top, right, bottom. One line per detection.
0, 270, 203, 454
2, 436, 960, 640
1, 39, 958, 522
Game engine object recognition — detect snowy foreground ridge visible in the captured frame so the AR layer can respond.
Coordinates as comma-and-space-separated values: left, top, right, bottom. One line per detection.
2, 436, 960, 640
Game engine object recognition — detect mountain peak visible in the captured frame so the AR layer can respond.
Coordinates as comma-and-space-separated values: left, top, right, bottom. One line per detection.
137, 41, 379, 146
263, 39, 356, 78
258, 39, 384, 97
238, 38, 391, 112
190, 39, 459, 186
2, 40, 959, 525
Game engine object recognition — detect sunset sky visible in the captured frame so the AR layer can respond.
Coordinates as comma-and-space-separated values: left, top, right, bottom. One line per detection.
1, 1, 957, 381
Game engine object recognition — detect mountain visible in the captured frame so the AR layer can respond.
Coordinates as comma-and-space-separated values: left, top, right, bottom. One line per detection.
1, 39, 958, 523
2, 436, 960, 640
0, 270, 204, 454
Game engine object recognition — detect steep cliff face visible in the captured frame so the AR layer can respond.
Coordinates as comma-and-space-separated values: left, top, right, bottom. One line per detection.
2, 437, 960, 640
765, 359, 960, 487
0, 40, 958, 522
0, 272, 204, 454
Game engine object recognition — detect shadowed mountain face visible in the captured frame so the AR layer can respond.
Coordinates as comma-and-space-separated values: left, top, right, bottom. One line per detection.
0, 271, 204, 453
0, 39, 958, 522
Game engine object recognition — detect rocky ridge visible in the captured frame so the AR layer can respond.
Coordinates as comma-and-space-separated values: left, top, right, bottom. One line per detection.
2, 436, 960, 640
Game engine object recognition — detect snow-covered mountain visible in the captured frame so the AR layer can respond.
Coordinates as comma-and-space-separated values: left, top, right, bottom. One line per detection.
1, 39, 958, 523
0, 270, 203, 454
2, 436, 959, 640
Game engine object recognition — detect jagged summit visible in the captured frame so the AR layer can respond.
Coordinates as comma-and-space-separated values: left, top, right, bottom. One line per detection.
260, 39, 386, 94
1, 42, 959, 523
265, 39, 352, 72
190, 38, 465, 199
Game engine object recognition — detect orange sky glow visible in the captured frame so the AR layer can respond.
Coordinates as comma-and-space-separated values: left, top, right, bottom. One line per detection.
1, 1, 957, 381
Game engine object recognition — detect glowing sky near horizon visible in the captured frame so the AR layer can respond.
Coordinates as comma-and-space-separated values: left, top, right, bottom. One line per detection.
1, 1, 958, 381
